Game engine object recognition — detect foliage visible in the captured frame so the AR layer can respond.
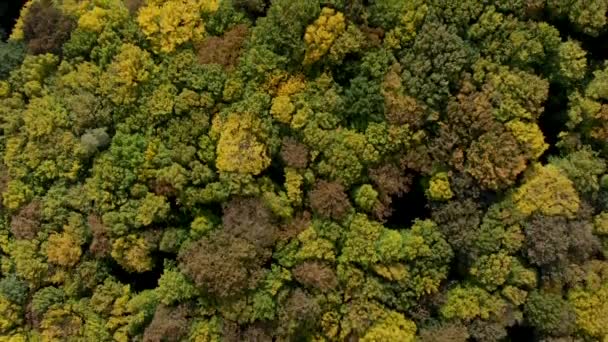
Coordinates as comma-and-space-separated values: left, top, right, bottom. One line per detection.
137, 0, 219, 53
1, 0, 607, 340
22, 0, 75, 55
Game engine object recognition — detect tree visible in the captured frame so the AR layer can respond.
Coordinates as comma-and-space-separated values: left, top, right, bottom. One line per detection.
525, 291, 576, 336
360, 311, 416, 342
441, 285, 506, 321
143, 305, 190, 342
292, 261, 338, 292
197, 24, 249, 69
137, 0, 219, 53
215, 112, 271, 175
567, 261, 608, 340
0, 40, 25, 80
178, 231, 267, 299
308, 180, 352, 221
547, 0, 608, 36
2, 1, 608, 340
303, 7, 346, 65
512, 164, 580, 219
22, 0, 75, 55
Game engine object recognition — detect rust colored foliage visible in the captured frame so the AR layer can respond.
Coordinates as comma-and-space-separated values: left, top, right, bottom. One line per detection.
10, 201, 41, 240
125, 0, 145, 14
197, 24, 249, 69
383, 63, 428, 128
465, 130, 528, 190
223, 321, 273, 342
277, 289, 321, 338
369, 163, 412, 219
419, 323, 470, 342
280, 137, 309, 169
278, 211, 311, 240
88, 215, 111, 258
292, 261, 338, 291
309, 180, 351, 220
143, 305, 190, 342
22, 1, 75, 55
178, 231, 268, 299
222, 197, 277, 248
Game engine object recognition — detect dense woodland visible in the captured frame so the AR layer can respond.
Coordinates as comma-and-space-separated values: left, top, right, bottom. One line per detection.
1, 0, 608, 341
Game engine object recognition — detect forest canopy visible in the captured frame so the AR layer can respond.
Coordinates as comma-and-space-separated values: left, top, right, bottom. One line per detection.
2, 0, 608, 341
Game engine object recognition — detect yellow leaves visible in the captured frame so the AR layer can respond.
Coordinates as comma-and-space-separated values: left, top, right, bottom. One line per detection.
0, 82, 10, 98
270, 95, 295, 124
321, 311, 340, 340
111, 235, 153, 273
569, 283, 608, 339
0, 296, 22, 334
594, 212, 608, 235
372, 263, 408, 281
39, 305, 83, 342
270, 75, 306, 124
285, 168, 303, 205
75, 0, 129, 31
513, 164, 580, 218
360, 311, 416, 342
441, 285, 506, 321
304, 7, 346, 64
297, 227, 336, 262
146, 83, 177, 119
506, 119, 548, 159
58, 62, 101, 92
78, 7, 109, 32
0, 332, 28, 342
2, 180, 33, 210
191, 215, 215, 240
469, 252, 513, 290
216, 112, 271, 175
58, 0, 91, 17
136, 193, 169, 226
8, 0, 34, 41
501, 285, 528, 306
137, 0, 219, 53
277, 75, 306, 97
427, 172, 453, 201
37, 213, 86, 268
100, 43, 155, 105
10, 240, 47, 286
46, 232, 82, 267
384, 3, 428, 50
23, 96, 69, 139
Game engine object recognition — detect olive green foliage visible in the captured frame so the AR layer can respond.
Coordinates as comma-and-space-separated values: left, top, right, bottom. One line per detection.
1, 0, 608, 340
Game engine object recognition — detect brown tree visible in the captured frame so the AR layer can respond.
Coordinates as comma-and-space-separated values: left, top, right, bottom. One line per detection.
292, 261, 338, 292
22, 0, 75, 55
88, 215, 111, 258
178, 232, 267, 299
143, 305, 190, 342
277, 289, 321, 339
10, 201, 41, 240
197, 25, 249, 69
309, 180, 351, 220
222, 197, 277, 249
369, 163, 412, 219
280, 137, 309, 169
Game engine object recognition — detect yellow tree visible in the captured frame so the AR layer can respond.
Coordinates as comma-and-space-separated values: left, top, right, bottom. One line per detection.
137, 0, 219, 53
512, 164, 580, 218
303, 7, 346, 64
215, 112, 271, 175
